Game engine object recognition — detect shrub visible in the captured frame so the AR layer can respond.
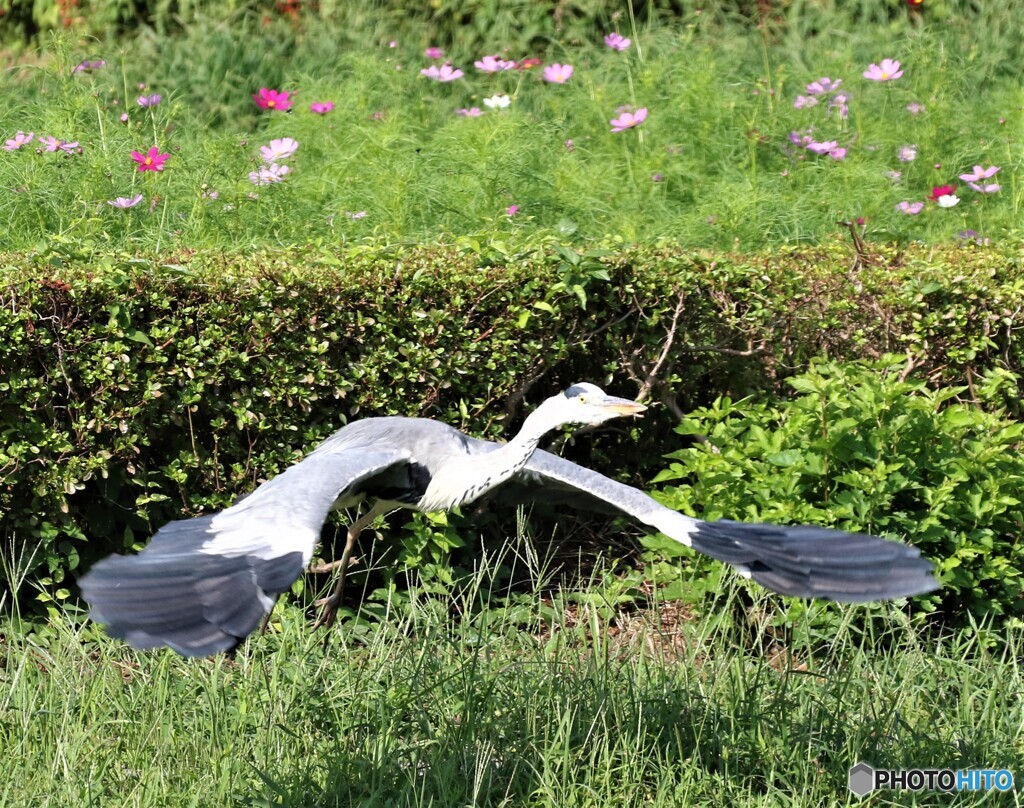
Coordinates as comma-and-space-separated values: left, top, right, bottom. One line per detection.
650, 358, 1024, 627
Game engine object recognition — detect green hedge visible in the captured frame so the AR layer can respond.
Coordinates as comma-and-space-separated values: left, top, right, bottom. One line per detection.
1, 241, 1022, 618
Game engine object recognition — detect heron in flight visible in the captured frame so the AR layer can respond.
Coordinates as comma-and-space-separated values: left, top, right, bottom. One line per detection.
80, 383, 938, 657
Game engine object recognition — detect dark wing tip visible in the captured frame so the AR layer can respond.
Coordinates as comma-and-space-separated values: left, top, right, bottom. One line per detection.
692, 520, 939, 602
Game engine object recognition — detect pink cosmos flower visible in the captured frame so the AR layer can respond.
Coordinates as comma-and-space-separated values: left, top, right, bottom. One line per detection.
898, 145, 917, 162
131, 146, 170, 172
474, 55, 516, 73
252, 88, 293, 111
107, 194, 144, 208
4, 131, 34, 150
906, 102, 925, 115
805, 77, 842, 95
456, 107, 483, 117
137, 94, 162, 107
863, 59, 903, 81
604, 33, 631, 51
120, 113, 129, 124
421, 63, 464, 81
828, 147, 847, 160
425, 47, 444, 60
828, 93, 849, 119
806, 140, 838, 154
543, 63, 574, 84
310, 101, 335, 114
565, 139, 574, 151
249, 163, 291, 185
72, 59, 106, 74
506, 204, 519, 216
959, 165, 1000, 193
793, 95, 818, 109
610, 107, 647, 132
260, 137, 299, 162
896, 201, 924, 215
346, 210, 367, 220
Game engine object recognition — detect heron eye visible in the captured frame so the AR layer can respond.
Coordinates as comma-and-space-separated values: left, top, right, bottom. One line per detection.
578, 395, 587, 403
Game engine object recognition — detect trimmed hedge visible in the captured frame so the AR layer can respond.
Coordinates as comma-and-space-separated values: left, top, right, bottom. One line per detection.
0, 241, 1022, 615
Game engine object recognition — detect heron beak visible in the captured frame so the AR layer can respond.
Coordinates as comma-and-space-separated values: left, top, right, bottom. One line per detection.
600, 397, 648, 417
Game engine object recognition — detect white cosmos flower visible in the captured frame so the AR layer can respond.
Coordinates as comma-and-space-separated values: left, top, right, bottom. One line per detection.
483, 94, 511, 109
936, 194, 959, 208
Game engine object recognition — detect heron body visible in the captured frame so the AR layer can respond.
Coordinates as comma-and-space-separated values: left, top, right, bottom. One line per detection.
79, 383, 938, 657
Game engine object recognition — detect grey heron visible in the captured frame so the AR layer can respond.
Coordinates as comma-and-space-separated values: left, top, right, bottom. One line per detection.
79, 382, 938, 657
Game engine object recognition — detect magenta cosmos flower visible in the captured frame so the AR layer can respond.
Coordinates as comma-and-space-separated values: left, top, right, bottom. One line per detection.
543, 63, 573, 84
863, 59, 903, 81
959, 165, 1000, 193
107, 194, 144, 209
137, 94, 162, 107
131, 146, 170, 172
4, 131, 34, 150
310, 101, 334, 114
610, 107, 647, 132
604, 33, 631, 51
252, 88, 293, 111
72, 59, 106, 74
421, 63, 464, 81
425, 47, 444, 60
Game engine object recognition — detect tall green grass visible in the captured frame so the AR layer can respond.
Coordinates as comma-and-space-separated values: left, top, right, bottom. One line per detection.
0, 8, 1020, 251
3, 566, 1022, 806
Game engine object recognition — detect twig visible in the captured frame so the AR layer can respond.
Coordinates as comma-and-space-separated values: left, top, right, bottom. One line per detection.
636, 292, 685, 404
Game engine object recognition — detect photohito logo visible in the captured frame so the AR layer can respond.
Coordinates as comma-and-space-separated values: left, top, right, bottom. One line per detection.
849, 762, 1014, 796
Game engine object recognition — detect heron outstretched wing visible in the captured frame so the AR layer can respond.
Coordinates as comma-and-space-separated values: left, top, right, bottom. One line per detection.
79, 447, 411, 657
501, 448, 938, 602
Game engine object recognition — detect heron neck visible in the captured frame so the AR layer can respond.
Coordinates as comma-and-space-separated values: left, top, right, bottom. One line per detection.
490, 406, 559, 476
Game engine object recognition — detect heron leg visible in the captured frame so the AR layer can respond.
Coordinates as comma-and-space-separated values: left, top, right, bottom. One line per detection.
312, 501, 389, 632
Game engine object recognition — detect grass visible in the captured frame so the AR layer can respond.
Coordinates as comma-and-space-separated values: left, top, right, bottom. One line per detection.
0, 7, 1021, 252
3, 566, 1022, 807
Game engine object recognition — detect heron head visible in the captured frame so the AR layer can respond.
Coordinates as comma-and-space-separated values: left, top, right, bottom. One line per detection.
556, 382, 647, 426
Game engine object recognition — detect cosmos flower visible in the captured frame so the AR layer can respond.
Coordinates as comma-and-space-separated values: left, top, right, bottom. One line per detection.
793, 95, 818, 109
252, 88, 293, 111
474, 55, 516, 73
896, 201, 924, 215
137, 94, 162, 107
260, 137, 299, 162
959, 165, 1001, 193
928, 184, 956, 201
806, 140, 839, 154
421, 63, 464, 81
905, 102, 925, 115
483, 94, 511, 109
805, 77, 842, 95
425, 47, 444, 60
310, 101, 335, 114
456, 107, 483, 117
609, 107, 647, 132
506, 204, 519, 216
107, 194, 144, 208
346, 210, 368, 219
898, 145, 918, 162
72, 59, 106, 74
249, 163, 291, 185
131, 146, 170, 171
604, 33, 631, 51
863, 59, 903, 81
517, 58, 543, 70
4, 131, 34, 150
827, 93, 849, 119
543, 63, 574, 84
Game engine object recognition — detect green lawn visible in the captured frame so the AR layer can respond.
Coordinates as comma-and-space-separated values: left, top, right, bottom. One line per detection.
4, 573, 1022, 806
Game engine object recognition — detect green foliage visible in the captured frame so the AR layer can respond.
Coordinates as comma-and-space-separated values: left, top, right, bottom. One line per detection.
1, 242, 1022, 624
652, 358, 1024, 626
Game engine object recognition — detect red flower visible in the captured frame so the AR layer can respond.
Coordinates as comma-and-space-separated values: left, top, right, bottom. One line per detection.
516, 58, 543, 70
906, 0, 923, 6
928, 184, 956, 201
